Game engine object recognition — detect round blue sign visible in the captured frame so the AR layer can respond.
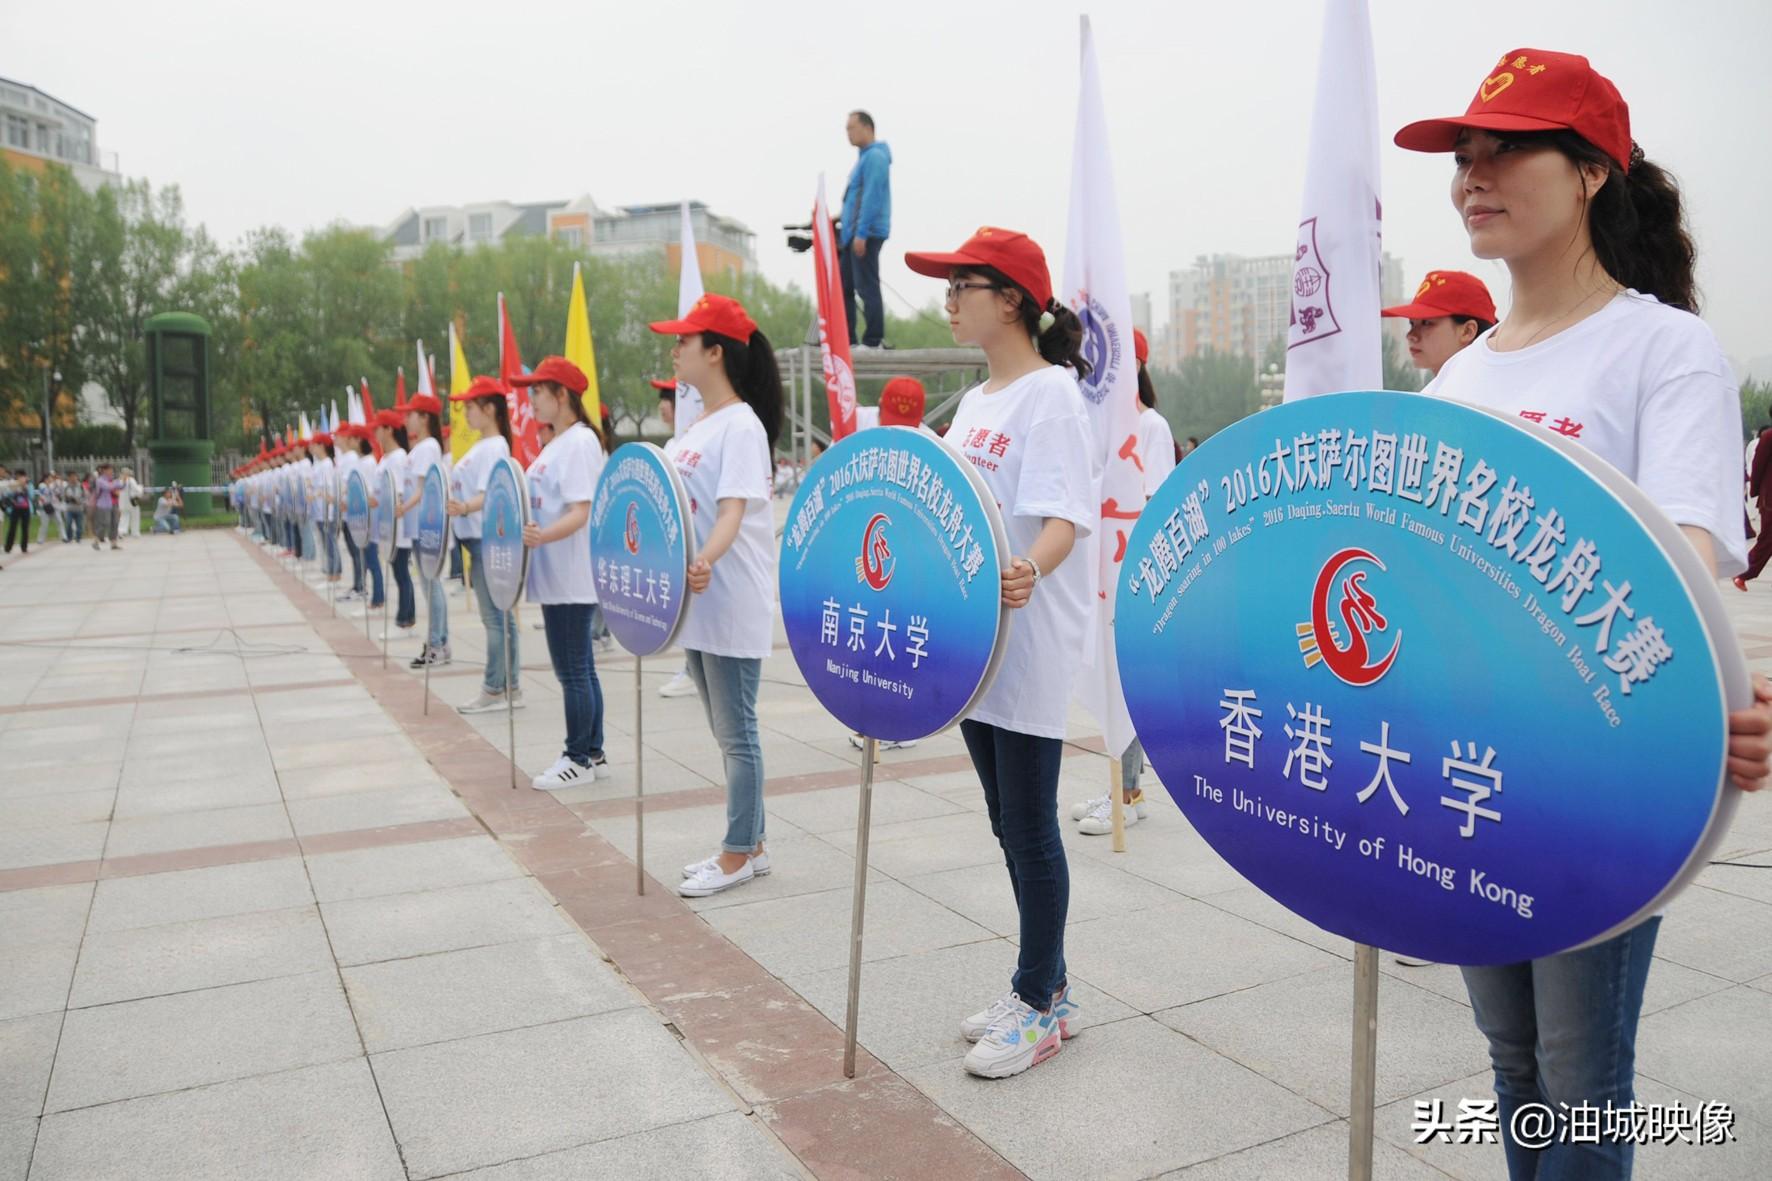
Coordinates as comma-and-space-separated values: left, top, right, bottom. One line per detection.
480, 456, 530, 613
376, 468, 398, 553
591, 443, 692, 657
1116, 391, 1745, 965
781, 427, 1009, 743
344, 470, 370, 550
414, 464, 451, 582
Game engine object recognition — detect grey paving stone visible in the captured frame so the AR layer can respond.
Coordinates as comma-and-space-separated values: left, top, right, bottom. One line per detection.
903, 1015, 1332, 1180
342, 934, 637, 1052
305, 834, 521, 903
0, 822, 107, 871
699, 878, 996, 978
786, 938, 1137, 1072
904, 854, 1186, 938
102, 803, 293, 859
70, 904, 333, 1008
85, 857, 312, 933
764, 779, 964, 836
277, 755, 450, 800
450, 1111, 802, 1179
0, 884, 91, 951
0, 1013, 60, 1121
1653, 885, 1772, 982
1154, 963, 1491, 1116
1061, 895, 1343, 1013
1162, 1119, 1447, 1179
822, 809, 1010, 877
0, 761, 119, 801
46, 971, 359, 1112
1639, 984, 1772, 1119
371, 1009, 735, 1179
0, 942, 78, 1022
321, 876, 572, 966
0, 1117, 34, 1181
30, 1059, 405, 1181
285, 785, 470, 837
111, 771, 284, 819
0, 790, 115, 831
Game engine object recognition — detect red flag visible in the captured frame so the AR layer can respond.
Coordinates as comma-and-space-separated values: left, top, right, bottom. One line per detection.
360, 377, 382, 459
812, 176, 859, 440
499, 293, 542, 464
393, 367, 408, 411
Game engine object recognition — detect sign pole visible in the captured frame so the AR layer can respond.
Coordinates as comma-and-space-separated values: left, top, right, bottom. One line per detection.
635, 653, 646, 896
423, 635, 432, 715
381, 567, 389, 671
1109, 753, 1127, 853
364, 553, 373, 648
1349, 944, 1379, 1181
842, 735, 879, 1079
505, 609, 517, 790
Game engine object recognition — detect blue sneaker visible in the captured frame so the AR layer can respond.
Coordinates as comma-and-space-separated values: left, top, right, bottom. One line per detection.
1051, 981, 1080, 1040
962, 994, 1062, 1079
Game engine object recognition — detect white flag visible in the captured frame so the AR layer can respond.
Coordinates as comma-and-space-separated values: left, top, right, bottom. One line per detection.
416, 340, 434, 396
1284, 0, 1383, 401
673, 201, 706, 436
1062, 14, 1141, 759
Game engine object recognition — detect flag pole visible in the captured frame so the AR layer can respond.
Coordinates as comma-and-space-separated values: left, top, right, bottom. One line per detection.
1350, 943, 1379, 1180
1110, 753, 1126, 853
842, 735, 878, 1078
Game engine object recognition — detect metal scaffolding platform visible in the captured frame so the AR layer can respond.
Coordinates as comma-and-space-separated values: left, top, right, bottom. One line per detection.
781, 335, 986, 468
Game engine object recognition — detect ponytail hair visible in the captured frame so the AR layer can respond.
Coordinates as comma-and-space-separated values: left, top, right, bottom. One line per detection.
390, 424, 409, 452
961, 266, 1092, 381
475, 394, 514, 454
418, 412, 442, 444
1532, 130, 1698, 313
1137, 363, 1157, 410
702, 329, 784, 449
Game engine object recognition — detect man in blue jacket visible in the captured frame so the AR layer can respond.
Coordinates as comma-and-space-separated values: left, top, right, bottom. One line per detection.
839, 109, 891, 349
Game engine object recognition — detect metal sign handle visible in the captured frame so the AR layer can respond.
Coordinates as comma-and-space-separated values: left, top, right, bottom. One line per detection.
842, 736, 878, 1078
1349, 944, 1379, 1181
635, 653, 646, 896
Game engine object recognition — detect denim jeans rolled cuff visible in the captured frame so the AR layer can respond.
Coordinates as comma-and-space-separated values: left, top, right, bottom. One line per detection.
540, 601, 604, 765
960, 719, 1069, 1012
1120, 737, 1143, 792
1461, 915, 1661, 1181
363, 541, 386, 606
391, 547, 416, 626
343, 528, 364, 592
462, 540, 517, 693
425, 575, 448, 646
685, 650, 766, 854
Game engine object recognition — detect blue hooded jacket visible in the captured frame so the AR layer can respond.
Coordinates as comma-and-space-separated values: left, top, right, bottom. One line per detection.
839, 140, 891, 246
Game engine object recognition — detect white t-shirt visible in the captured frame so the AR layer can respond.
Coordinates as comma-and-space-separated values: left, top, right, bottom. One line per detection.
1136, 406, 1178, 499
525, 422, 603, 605
309, 456, 335, 521
402, 437, 443, 547
665, 400, 776, 659
378, 447, 409, 548
948, 365, 1098, 739
1427, 291, 1748, 577
451, 435, 510, 541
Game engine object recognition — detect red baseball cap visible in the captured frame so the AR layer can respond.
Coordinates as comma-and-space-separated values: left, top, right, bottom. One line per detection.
879, 377, 926, 427
374, 408, 404, 429
1394, 49, 1633, 173
1382, 270, 1498, 322
1133, 328, 1150, 366
509, 356, 589, 394
650, 378, 678, 392
406, 393, 443, 417
905, 226, 1054, 311
649, 294, 759, 342
312, 432, 333, 447
450, 374, 510, 402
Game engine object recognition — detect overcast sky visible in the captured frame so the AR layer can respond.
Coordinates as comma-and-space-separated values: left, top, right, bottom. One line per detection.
8, 0, 1769, 368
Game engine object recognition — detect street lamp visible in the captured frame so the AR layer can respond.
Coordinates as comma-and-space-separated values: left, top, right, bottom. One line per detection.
42, 366, 61, 476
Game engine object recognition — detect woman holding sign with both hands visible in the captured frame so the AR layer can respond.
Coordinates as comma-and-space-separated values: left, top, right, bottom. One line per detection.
904, 227, 1097, 1080
401, 392, 450, 669
1396, 47, 1772, 1179
446, 376, 521, 714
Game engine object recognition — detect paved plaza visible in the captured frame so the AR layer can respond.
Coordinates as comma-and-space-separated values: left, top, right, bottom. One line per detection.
2, 524, 1771, 1180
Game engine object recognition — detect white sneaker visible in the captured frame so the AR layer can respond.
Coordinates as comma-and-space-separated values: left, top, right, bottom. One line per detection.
531, 756, 594, 792
658, 670, 697, 699
1077, 794, 1142, 836
459, 688, 526, 714
960, 992, 1022, 1043
1069, 789, 1150, 822
683, 850, 772, 878
962, 995, 1063, 1079
847, 734, 918, 751
677, 856, 755, 897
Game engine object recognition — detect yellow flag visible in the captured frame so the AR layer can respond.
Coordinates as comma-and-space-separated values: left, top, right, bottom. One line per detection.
564, 262, 603, 425
448, 321, 479, 463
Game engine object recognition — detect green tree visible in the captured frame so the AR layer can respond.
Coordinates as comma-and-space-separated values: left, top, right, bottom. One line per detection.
1741, 379, 1772, 444
1155, 349, 1256, 444
1382, 331, 1424, 392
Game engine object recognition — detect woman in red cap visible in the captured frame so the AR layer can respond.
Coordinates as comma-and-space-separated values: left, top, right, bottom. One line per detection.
401, 393, 450, 668
1396, 48, 1772, 1178
375, 408, 415, 632
1071, 327, 1173, 838
647, 294, 782, 899
904, 227, 1096, 1079
307, 433, 341, 585
1381, 269, 1497, 378
446, 377, 522, 713
512, 356, 609, 790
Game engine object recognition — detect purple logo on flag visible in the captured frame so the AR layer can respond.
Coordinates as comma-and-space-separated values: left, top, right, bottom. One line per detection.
1289, 217, 1341, 350
1072, 292, 1121, 407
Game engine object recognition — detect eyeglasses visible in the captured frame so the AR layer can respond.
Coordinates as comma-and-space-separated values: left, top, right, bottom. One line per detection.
945, 280, 998, 304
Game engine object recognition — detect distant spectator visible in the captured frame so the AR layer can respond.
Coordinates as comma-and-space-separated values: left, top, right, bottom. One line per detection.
91, 463, 122, 551
1, 465, 29, 556
839, 109, 892, 348
152, 484, 183, 534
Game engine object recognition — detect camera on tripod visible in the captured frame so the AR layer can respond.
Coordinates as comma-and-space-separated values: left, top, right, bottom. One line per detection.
784, 218, 841, 254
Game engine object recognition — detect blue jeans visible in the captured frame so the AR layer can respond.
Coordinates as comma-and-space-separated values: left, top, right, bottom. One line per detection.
1461, 917, 1662, 1180
362, 541, 385, 607
425, 573, 448, 647
391, 546, 415, 626
343, 528, 363, 592
540, 603, 604, 766
153, 514, 181, 535
321, 523, 340, 577
1121, 737, 1143, 792
685, 650, 765, 853
960, 720, 1069, 1012
461, 540, 517, 694
839, 235, 887, 347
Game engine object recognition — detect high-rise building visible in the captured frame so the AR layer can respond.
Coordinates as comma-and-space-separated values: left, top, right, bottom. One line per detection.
0, 75, 121, 190
382, 197, 754, 280
1168, 251, 1405, 369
